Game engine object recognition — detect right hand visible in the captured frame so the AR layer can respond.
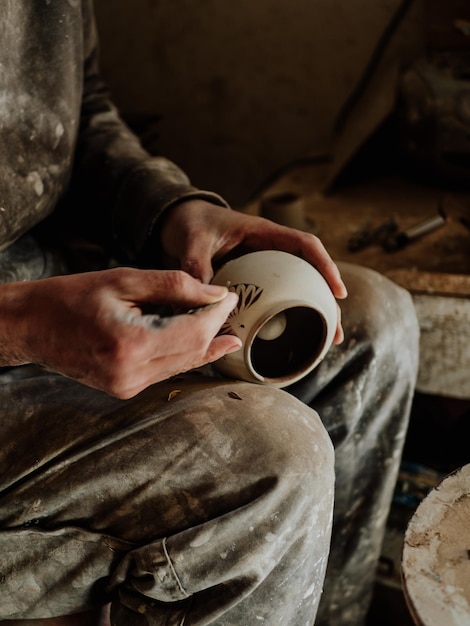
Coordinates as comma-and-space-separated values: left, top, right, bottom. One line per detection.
0, 267, 241, 398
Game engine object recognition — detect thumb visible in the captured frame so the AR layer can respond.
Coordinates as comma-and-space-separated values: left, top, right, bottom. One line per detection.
180, 242, 215, 284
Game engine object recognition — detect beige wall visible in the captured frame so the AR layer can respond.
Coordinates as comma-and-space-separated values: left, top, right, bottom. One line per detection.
94, 0, 424, 206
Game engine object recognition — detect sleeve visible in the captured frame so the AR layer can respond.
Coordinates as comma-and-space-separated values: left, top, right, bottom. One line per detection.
70, 0, 229, 264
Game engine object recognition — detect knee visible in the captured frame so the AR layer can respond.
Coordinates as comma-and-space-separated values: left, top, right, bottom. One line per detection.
109, 382, 335, 612
84, 376, 335, 545
338, 262, 419, 359
178, 378, 336, 526
219, 381, 335, 520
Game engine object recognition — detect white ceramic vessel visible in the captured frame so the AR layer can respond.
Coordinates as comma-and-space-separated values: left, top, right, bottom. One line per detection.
211, 250, 338, 387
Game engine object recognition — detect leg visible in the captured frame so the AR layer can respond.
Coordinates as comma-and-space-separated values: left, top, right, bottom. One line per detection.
0, 372, 334, 625
289, 263, 420, 625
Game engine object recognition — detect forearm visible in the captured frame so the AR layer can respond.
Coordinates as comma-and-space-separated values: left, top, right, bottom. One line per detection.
0, 282, 35, 367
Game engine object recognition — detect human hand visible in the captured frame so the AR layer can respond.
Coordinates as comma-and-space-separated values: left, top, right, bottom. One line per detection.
159, 199, 347, 343
0, 267, 241, 398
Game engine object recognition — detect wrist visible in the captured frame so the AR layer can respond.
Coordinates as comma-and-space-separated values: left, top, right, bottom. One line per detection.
0, 281, 36, 366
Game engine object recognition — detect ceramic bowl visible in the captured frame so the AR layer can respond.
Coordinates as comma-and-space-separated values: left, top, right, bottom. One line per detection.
211, 250, 338, 387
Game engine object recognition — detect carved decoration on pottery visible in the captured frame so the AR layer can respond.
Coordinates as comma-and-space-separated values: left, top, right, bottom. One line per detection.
219, 283, 263, 335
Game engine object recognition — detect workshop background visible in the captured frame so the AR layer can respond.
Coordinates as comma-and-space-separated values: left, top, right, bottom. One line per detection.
94, 0, 425, 207
94, 1, 470, 624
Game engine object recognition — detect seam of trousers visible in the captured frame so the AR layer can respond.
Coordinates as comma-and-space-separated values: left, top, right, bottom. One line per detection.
112, 536, 194, 603
163, 537, 190, 600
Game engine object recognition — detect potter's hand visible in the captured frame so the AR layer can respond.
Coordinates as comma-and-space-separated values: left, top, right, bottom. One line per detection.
159, 200, 347, 343
0, 268, 240, 399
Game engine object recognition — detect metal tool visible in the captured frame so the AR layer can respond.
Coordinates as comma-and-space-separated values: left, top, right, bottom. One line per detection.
382, 208, 447, 252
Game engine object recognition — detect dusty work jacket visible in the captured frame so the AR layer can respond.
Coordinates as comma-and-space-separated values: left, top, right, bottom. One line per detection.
1, 0, 227, 265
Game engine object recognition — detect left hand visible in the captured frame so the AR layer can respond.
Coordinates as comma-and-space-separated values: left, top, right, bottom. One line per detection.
159, 199, 348, 343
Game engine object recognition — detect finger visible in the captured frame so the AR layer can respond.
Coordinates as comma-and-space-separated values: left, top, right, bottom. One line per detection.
116, 325, 242, 399
180, 240, 218, 284
243, 220, 348, 299
149, 333, 241, 380
305, 238, 347, 300
101, 295, 240, 398
159, 200, 231, 283
333, 303, 344, 344
129, 291, 240, 357
203, 333, 242, 362
110, 336, 241, 399
114, 269, 231, 311
170, 291, 240, 352
280, 231, 348, 300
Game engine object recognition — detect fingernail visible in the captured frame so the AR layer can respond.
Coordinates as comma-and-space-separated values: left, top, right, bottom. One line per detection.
226, 341, 242, 354
202, 284, 228, 299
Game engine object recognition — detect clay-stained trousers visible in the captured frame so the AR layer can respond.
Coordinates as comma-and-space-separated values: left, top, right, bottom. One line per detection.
0, 254, 419, 625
